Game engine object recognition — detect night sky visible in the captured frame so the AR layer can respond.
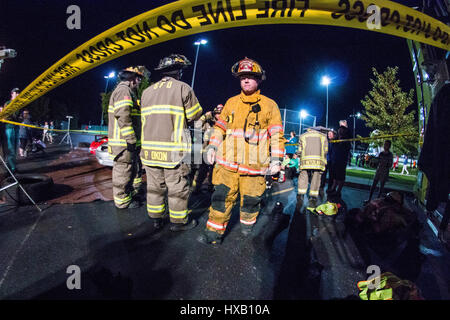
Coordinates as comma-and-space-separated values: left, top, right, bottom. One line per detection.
1, 0, 424, 137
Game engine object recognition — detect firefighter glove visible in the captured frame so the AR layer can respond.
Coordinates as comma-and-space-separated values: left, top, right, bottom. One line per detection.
127, 143, 136, 152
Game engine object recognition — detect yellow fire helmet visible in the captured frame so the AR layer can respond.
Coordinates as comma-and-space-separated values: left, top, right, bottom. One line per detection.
154, 54, 192, 71
231, 57, 266, 81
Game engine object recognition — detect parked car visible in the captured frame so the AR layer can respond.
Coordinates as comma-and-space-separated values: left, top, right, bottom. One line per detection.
95, 142, 113, 167
89, 136, 108, 155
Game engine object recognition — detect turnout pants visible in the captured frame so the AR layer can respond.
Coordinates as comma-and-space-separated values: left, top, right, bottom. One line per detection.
205, 165, 266, 236
112, 149, 141, 209
145, 163, 191, 224
298, 169, 323, 198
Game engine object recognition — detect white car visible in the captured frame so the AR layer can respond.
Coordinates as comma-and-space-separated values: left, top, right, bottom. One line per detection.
95, 142, 113, 167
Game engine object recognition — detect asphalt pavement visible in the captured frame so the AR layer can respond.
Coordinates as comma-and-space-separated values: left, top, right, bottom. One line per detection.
0, 145, 449, 300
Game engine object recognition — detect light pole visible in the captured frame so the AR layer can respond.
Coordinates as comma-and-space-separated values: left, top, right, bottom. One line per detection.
321, 76, 331, 128
349, 112, 361, 161
101, 72, 115, 127
299, 110, 317, 135
191, 39, 207, 89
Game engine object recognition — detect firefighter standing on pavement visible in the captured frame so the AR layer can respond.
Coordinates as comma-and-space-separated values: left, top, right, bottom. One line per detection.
108, 66, 144, 210
198, 57, 286, 245
140, 54, 203, 231
296, 127, 328, 212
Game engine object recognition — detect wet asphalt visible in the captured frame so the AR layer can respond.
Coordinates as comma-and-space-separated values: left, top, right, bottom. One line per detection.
0, 145, 449, 300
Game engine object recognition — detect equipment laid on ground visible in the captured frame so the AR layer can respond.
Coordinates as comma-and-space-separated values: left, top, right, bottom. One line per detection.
357, 272, 424, 300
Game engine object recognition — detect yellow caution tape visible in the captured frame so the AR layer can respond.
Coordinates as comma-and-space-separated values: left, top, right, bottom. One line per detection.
284, 132, 419, 145
0, 119, 107, 135
330, 132, 419, 143
0, 0, 448, 119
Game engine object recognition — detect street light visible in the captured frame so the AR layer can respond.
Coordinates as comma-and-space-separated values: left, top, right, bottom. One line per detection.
299, 109, 317, 135
191, 39, 207, 89
349, 112, 362, 162
101, 72, 116, 127
321, 75, 331, 128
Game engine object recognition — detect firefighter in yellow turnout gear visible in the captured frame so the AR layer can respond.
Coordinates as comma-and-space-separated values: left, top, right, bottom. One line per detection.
108, 66, 145, 209
140, 54, 202, 231
296, 128, 328, 211
198, 57, 286, 245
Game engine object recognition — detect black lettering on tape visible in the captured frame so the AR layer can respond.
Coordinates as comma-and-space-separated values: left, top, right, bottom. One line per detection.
271, 0, 288, 18
287, 0, 295, 17
126, 27, 146, 43
89, 46, 104, 60
256, 1, 270, 18
403, 14, 413, 32
96, 41, 116, 55
432, 27, 441, 41
235, 0, 247, 20
138, 21, 160, 40
356, 1, 368, 23
116, 30, 136, 46
80, 50, 95, 64
390, 10, 401, 29
225, 0, 235, 21
413, 18, 421, 35
157, 14, 177, 33
331, 0, 350, 19
299, 0, 309, 18
380, 7, 390, 27
192, 4, 212, 26
207, 1, 228, 23
105, 37, 124, 51
171, 9, 192, 29
441, 32, 449, 45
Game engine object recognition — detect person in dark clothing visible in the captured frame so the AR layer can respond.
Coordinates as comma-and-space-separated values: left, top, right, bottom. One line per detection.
319, 129, 335, 198
18, 109, 32, 158
3, 88, 21, 172
418, 83, 450, 246
366, 140, 393, 203
327, 124, 351, 197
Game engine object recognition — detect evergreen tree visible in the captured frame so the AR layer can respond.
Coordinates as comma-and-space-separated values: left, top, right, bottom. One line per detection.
100, 75, 151, 126
361, 66, 418, 156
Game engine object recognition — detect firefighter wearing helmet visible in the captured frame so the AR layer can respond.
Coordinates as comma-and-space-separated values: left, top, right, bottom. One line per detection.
108, 66, 146, 209
192, 104, 224, 194
198, 57, 286, 245
140, 54, 203, 231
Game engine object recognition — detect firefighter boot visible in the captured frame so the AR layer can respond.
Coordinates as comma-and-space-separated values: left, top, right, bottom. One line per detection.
169, 217, 198, 232
116, 199, 141, 210
197, 230, 223, 246
152, 218, 164, 230
307, 197, 318, 213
